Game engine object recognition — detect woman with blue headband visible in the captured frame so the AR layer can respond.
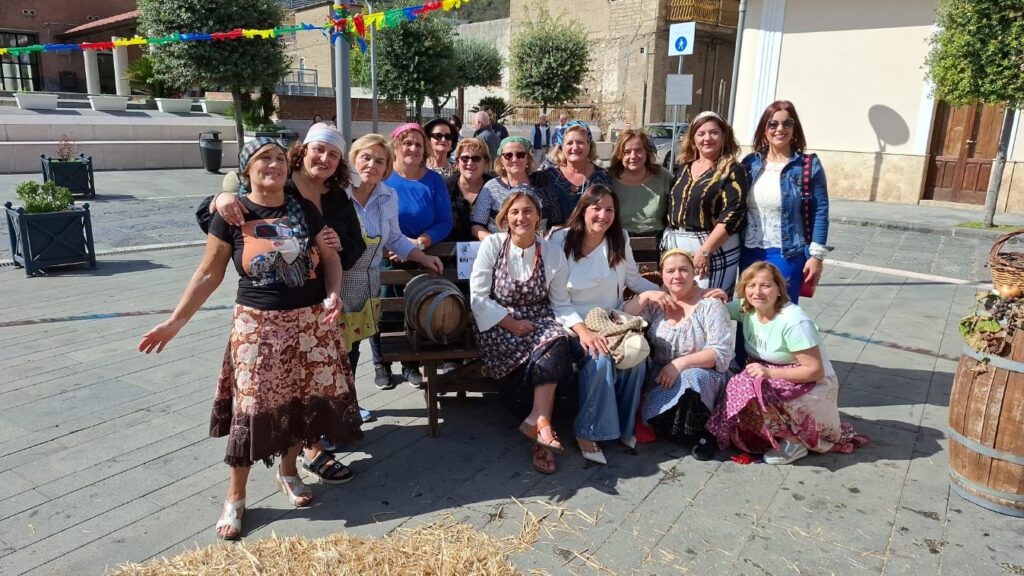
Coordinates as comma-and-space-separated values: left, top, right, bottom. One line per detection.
532, 120, 612, 224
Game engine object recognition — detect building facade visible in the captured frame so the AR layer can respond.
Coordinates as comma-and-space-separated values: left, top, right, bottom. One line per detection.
0, 0, 138, 93
732, 0, 1024, 212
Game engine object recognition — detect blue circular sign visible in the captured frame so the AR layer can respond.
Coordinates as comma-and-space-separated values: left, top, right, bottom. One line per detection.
675, 36, 688, 53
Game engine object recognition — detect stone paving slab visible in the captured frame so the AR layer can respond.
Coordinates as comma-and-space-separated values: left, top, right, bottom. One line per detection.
1, 244, 1023, 575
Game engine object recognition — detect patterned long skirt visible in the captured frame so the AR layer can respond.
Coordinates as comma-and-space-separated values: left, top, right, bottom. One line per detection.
210, 304, 363, 467
706, 367, 868, 455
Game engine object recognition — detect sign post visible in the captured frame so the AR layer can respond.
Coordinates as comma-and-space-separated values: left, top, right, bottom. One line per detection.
667, 22, 695, 167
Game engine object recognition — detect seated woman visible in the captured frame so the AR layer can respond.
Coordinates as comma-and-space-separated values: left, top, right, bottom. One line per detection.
706, 262, 868, 464
549, 185, 662, 465
623, 249, 734, 460
470, 189, 576, 475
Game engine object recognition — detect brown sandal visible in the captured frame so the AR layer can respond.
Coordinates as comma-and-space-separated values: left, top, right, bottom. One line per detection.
531, 445, 556, 475
519, 416, 565, 453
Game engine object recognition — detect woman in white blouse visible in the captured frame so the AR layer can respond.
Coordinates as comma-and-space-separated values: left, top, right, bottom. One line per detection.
470, 189, 576, 475
550, 185, 669, 464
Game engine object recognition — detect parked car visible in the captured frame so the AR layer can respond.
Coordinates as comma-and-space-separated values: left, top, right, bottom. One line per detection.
645, 123, 688, 169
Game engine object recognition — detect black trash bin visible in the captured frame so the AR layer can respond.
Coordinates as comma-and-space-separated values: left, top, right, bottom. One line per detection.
199, 131, 223, 173
277, 129, 299, 149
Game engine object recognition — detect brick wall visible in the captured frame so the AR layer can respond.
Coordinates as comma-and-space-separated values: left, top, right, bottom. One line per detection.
0, 0, 138, 92
274, 94, 406, 122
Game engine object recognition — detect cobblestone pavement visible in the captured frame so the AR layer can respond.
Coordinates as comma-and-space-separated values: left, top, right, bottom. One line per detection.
1, 170, 1022, 575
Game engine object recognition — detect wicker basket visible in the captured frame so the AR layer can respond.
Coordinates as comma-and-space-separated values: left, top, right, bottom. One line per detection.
989, 230, 1024, 293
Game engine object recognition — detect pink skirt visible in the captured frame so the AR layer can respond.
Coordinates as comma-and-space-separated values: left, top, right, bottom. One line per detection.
210, 304, 362, 467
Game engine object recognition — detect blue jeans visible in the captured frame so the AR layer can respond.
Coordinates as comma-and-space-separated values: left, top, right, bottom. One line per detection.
571, 340, 646, 441
739, 247, 806, 304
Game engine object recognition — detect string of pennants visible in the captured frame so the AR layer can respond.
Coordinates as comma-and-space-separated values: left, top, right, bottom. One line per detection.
0, 1, 468, 57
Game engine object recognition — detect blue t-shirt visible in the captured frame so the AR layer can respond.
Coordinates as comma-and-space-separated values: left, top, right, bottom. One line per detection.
384, 169, 453, 242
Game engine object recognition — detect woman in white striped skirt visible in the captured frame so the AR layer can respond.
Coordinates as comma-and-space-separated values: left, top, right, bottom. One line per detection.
662, 111, 748, 294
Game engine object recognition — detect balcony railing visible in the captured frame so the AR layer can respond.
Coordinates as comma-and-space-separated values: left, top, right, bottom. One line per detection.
667, 0, 740, 27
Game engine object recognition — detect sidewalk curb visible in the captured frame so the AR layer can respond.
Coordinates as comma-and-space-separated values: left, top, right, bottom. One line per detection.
834, 216, 1022, 241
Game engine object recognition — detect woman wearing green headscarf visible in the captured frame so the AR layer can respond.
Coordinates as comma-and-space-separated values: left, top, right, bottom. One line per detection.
470, 136, 564, 239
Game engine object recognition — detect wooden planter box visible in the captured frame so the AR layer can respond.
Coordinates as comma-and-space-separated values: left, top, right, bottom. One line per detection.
200, 99, 232, 114
41, 154, 96, 198
15, 93, 58, 110
155, 97, 194, 113
4, 202, 97, 277
89, 95, 129, 112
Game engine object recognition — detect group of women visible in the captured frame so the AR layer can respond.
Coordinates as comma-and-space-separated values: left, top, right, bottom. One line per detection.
137, 99, 864, 540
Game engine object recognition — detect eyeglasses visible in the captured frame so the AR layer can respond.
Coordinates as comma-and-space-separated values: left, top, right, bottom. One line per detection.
253, 224, 294, 239
429, 132, 454, 141
458, 155, 484, 164
767, 119, 796, 130
501, 151, 528, 160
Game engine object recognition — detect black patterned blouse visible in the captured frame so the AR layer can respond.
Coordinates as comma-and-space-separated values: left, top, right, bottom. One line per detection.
666, 162, 748, 235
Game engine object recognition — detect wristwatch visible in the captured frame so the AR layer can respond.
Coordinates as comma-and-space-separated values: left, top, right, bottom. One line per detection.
416, 239, 426, 251
701, 249, 711, 258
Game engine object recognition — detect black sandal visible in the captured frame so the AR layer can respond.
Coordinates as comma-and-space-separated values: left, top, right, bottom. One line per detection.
302, 450, 354, 484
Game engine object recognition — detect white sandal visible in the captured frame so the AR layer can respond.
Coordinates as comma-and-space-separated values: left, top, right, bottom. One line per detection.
276, 467, 313, 507
215, 499, 245, 540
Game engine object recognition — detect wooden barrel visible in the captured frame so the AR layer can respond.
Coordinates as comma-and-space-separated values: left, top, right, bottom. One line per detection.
948, 329, 1024, 517
403, 274, 469, 345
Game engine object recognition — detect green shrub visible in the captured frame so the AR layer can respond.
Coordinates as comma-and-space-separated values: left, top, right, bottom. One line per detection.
15, 181, 73, 214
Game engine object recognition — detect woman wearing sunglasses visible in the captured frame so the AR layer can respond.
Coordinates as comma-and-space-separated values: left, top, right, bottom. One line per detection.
470, 136, 562, 239
740, 100, 830, 303
424, 117, 458, 178
447, 137, 494, 241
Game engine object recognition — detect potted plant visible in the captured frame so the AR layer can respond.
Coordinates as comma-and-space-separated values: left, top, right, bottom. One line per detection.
4, 181, 97, 277
40, 134, 96, 198
155, 96, 195, 113
200, 98, 232, 114
14, 91, 58, 110
88, 94, 130, 112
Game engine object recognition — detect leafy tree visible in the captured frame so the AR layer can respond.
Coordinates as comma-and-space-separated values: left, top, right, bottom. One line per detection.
926, 0, 1024, 226
509, 8, 590, 114
137, 0, 290, 147
376, 13, 457, 121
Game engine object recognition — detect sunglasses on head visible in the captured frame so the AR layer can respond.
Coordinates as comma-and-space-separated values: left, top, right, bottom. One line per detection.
767, 119, 796, 130
429, 132, 454, 141
502, 151, 528, 160
458, 154, 483, 164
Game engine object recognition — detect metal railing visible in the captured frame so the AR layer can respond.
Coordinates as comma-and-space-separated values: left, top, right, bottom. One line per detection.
666, 0, 740, 27
277, 68, 319, 96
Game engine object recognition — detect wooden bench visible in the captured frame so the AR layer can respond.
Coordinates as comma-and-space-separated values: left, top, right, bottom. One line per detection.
379, 235, 660, 436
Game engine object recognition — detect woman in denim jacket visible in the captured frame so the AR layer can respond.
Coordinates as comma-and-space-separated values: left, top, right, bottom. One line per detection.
740, 100, 830, 303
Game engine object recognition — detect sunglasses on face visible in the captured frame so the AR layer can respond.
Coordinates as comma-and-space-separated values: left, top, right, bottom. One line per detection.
458, 155, 484, 164
767, 119, 796, 130
502, 151, 528, 160
429, 132, 454, 141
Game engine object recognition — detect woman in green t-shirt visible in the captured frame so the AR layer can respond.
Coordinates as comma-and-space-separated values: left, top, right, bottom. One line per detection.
706, 262, 867, 464
609, 129, 671, 236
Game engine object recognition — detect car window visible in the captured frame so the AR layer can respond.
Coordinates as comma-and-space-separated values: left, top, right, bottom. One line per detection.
645, 126, 673, 138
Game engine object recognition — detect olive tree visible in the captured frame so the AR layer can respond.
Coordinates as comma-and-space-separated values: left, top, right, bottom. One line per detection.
926, 0, 1024, 226
509, 9, 590, 113
137, 0, 290, 147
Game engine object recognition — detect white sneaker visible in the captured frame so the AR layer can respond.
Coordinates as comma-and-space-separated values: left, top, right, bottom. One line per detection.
763, 439, 808, 465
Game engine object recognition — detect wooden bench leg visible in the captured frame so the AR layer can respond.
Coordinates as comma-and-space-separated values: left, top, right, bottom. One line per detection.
424, 361, 440, 437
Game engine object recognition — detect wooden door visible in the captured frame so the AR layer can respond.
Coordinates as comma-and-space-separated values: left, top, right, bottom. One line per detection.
924, 102, 1005, 204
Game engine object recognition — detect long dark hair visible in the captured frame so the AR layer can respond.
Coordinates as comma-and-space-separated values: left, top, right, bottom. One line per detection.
288, 141, 352, 200
752, 100, 807, 154
563, 184, 626, 268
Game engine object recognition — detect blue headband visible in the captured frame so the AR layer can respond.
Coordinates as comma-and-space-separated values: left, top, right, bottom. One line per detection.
554, 120, 592, 147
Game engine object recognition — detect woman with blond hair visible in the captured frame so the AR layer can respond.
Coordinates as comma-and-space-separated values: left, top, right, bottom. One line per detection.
707, 262, 867, 464
663, 111, 748, 294
533, 120, 611, 224
609, 129, 671, 236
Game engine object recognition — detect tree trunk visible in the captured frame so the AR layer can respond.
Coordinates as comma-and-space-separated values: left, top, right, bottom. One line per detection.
983, 106, 1016, 227
232, 89, 245, 155
457, 86, 465, 120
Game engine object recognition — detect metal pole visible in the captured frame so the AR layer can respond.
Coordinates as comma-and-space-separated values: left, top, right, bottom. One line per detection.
669, 56, 684, 167
364, 0, 379, 134
727, 0, 748, 124
334, 33, 352, 144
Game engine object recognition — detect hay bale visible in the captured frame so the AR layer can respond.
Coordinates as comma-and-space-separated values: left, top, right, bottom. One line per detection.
113, 517, 522, 576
